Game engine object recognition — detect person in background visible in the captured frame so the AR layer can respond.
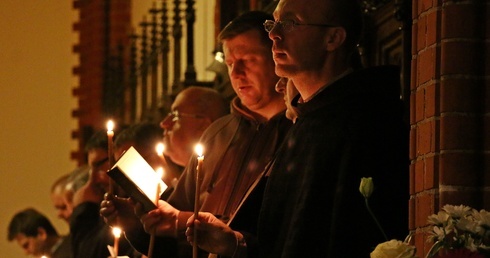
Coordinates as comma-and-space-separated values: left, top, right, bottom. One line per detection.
187, 0, 409, 257
100, 87, 229, 257
137, 10, 292, 258
51, 166, 89, 225
161, 86, 230, 171
8, 207, 71, 258
274, 77, 299, 123
70, 130, 139, 258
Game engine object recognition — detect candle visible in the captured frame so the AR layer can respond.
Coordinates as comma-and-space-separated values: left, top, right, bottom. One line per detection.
112, 227, 122, 258
193, 144, 204, 258
147, 167, 164, 258
106, 120, 115, 194
155, 142, 165, 157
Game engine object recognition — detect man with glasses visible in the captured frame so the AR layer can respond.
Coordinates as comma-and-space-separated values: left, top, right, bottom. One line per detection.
136, 11, 292, 258
160, 86, 229, 171
187, 0, 409, 257
99, 87, 229, 257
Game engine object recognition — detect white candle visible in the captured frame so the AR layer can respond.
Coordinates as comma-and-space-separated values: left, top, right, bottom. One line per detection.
147, 167, 164, 258
155, 143, 165, 157
112, 227, 122, 258
193, 144, 204, 258
106, 120, 115, 194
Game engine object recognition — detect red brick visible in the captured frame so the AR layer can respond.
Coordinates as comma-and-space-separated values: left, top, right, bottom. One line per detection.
410, 163, 416, 195
439, 190, 480, 208
426, 9, 439, 46
418, 47, 436, 84
418, 0, 434, 14
410, 58, 418, 90
441, 41, 480, 76
409, 197, 415, 230
415, 88, 425, 123
439, 152, 479, 185
411, 23, 418, 56
425, 82, 439, 117
442, 3, 479, 39
415, 193, 436, 227
414, 159, 425, 193
440, 115, 479, 150
410, 127, 417, 160
417, 120, 438, 154
425, 155, 438, 189
417, 15, 427, 51
440, 78, 480, 113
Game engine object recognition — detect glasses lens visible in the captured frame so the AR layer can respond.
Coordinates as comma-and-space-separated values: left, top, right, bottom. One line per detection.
281, 20, 294, 32
264, 20, 275, 32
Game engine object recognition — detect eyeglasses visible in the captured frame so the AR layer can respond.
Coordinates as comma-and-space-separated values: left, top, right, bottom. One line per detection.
167, 110, 203, 122
263, 19, 337, 33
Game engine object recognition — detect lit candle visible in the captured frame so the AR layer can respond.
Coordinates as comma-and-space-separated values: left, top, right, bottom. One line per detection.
106, 120, 115, 194
147, 167, 164, 258
155, 142, 165, 157
193, 144, 204, 258
112, 227, 122, 258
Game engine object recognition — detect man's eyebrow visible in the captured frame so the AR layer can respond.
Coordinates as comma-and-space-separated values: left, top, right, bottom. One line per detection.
92, 157, 109, 167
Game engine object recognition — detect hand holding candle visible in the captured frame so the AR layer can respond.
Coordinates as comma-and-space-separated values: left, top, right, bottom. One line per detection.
193, 144, 204, 258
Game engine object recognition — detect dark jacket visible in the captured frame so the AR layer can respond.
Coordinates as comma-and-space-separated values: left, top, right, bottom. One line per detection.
70, 202, 140, 258
257, 65, 409, 258
128, 97, 292, 258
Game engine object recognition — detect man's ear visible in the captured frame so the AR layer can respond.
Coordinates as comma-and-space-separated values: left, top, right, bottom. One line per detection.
37, 227, 48, 241
325, 27, 346, 51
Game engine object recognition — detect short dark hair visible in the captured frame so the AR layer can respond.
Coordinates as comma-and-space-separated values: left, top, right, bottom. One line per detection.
84, 130, 109, 153
218, 10, 273, 47
7, 208, 58, 241
114, 122, 162, 151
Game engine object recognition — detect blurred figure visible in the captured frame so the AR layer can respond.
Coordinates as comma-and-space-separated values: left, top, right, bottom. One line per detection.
161, 86, 229, 168
70, 130, 139, 258
8, 207, 71, 258
274, 77, 299, 123
50, 166, 89, 224
100, 87, 229, 257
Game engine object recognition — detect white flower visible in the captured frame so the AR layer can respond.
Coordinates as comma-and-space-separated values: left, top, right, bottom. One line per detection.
442, 204, 472, 219
370, 239, 417, 258
427, 211, 450, 226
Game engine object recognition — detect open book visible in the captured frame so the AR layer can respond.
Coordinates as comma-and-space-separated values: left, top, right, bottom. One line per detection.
107, 146, 167, 212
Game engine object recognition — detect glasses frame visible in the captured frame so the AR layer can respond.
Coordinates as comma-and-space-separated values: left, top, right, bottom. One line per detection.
167, 110, 204, 122
263, 19, 337, 33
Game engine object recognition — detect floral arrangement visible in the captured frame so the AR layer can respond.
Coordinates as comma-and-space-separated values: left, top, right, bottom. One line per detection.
359, 177, 490, 258
425, 204, 490, 258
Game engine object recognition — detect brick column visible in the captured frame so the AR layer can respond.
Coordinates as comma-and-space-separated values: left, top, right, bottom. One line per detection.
410, 0, 490, 257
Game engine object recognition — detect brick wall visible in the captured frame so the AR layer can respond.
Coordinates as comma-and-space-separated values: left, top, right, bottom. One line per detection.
410, 0, 490, 257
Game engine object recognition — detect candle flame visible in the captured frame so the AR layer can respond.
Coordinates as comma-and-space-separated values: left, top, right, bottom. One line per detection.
156, 143, 165, 156
156, 167, 164, 179
112, 227, 122, 238
106, 120, 114, 132
194, 144, 204, 157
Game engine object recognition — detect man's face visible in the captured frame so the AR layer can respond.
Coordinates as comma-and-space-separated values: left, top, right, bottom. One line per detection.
275, 77, 298, 122
222, 29, 280, 112
160, 92, 208, 166
50, 186, 72, 224
87, 148, 110, 192
269, 0, 331, 78
14, 232, 46, 256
